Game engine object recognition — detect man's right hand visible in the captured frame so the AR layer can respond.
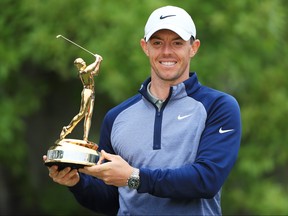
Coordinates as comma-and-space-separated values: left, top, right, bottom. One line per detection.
43, 155, 80, 187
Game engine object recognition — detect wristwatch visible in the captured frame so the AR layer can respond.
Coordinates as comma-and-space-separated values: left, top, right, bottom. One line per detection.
127, 168, 140, 189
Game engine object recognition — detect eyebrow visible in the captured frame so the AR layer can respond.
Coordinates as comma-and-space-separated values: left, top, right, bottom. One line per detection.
149, 35, 183, 41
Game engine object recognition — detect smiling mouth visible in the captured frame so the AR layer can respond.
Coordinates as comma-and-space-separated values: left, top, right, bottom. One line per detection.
160, 61, 177, 66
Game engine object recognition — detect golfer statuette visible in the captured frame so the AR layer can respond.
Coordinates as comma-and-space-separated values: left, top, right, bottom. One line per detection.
45, 35, 102, 170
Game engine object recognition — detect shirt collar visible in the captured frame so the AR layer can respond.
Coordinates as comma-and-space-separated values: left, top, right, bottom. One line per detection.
147, 82, 165, 109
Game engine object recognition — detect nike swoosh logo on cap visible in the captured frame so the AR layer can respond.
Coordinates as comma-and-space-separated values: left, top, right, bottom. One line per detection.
160, 15, 176, 19
219, 127, 234, 134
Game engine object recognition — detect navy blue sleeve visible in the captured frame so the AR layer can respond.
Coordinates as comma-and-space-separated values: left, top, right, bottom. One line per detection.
137, 94, 241, 199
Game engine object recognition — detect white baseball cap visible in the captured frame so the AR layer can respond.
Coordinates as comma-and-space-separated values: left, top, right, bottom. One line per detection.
144, 6, 196, 42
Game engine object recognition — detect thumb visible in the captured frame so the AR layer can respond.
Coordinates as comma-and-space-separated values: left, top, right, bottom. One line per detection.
101, 150, 115, 160
97, 150, 114, 165
43, 155, 47, 162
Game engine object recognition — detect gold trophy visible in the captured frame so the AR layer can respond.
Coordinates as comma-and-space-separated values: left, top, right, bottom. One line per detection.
45, 35, 102, 170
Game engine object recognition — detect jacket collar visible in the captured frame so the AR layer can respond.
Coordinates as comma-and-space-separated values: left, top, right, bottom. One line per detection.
138, 72, 201, 102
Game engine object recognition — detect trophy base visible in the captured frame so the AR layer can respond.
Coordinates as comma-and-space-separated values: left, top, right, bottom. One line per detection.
45, 162, 87, 170
44, 138, 100, 170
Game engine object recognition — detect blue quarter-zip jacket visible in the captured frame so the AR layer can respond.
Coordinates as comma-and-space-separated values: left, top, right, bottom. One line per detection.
69, 72, 241, 215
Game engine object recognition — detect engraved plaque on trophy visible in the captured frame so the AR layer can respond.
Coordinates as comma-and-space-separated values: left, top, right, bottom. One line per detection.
44, 35, 102, 170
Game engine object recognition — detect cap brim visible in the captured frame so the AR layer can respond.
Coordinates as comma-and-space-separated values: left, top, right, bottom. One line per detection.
145, 24, 192, 42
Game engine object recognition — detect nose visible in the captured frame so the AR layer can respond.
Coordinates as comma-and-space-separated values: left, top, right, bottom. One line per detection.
161, 43, 173, 55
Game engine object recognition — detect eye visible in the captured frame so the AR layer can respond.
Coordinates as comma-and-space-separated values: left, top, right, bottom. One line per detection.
173, 41, 184, 46
152, 40, 162, 46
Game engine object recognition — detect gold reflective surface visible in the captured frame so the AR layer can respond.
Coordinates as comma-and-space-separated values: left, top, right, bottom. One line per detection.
45, 52, 103, 169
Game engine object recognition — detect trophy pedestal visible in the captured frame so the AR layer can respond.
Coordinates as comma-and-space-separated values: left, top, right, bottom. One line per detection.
44, 139, 100, 170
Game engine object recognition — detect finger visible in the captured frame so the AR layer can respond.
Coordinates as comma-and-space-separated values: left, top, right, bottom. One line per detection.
100, 150, 114, 161
78, 167, 88, 174
64, 169, 80, 186
43, 155, 47, 161
63, 168, 78, 180
78, 165, 105, 178
48, 165, 59, 177
49, 165, 58, 173
56, 167, 72, 178
97, 151, 106, 165
79, 165, 97, 173
53, 168, 79, 186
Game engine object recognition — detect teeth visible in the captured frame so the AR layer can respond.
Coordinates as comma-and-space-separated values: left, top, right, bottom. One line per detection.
161, 61, 176, 66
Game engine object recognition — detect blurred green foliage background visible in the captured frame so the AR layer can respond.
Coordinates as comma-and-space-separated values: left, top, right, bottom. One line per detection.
0, 0, 287, 215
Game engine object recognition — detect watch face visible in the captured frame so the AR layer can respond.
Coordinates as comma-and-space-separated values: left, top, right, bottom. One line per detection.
128, 177, 140, 189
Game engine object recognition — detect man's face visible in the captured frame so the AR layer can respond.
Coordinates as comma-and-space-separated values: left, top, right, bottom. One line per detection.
141, 29, 200, 85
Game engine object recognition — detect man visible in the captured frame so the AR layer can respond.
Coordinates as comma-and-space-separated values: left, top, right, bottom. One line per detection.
44, 5, 241, 215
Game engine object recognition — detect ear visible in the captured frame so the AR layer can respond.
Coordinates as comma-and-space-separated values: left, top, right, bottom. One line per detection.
190, 39, 200, 57
140, 38, 149, 56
